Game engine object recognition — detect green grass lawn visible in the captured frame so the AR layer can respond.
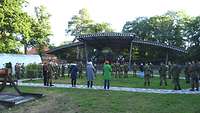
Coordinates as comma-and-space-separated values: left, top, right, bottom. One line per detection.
1, 87, 200, 113
25, 74, 191, 89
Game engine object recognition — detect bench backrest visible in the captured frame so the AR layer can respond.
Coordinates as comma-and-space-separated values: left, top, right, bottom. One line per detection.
0, 69, 8, 77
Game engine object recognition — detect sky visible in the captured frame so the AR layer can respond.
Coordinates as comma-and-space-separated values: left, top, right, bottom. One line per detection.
25, 0, 200, 46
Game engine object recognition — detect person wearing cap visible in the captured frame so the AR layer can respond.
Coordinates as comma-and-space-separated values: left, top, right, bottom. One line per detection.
103, 60, 112, 90
86, 61, 96, 88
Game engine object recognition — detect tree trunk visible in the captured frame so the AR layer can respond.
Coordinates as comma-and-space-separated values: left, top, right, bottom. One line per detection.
24, 44, 27, 54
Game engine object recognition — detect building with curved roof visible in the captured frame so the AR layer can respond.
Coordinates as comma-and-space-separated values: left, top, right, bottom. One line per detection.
47, 32, 186, 64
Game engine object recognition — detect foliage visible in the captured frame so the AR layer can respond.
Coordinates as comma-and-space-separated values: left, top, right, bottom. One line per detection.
122, 10, 192, 61
31, 6, 52, 55
66, 8, 113, 37
0, 0, 52, 54
0, 0, 26, 53
185, 16, 200, 60
25, 63, 42, 78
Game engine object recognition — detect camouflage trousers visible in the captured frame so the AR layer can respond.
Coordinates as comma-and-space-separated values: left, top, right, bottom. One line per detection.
144, 74, 150, 86
191, 77, 199, 90
173, 78, 181, 90
160, 75, 167, 86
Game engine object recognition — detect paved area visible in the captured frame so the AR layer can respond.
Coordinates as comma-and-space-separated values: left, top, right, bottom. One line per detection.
18, 82, 200, 94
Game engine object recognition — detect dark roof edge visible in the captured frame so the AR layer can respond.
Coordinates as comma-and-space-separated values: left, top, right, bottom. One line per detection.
131, 40, 187, 53
46, 42, 84, 54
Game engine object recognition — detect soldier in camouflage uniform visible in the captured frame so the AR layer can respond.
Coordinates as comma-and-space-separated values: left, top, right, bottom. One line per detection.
159, 62, 168, 86
124, 62, 129, 78
190, 61, 199, 91
149, 62, 153, 78
132, 63, 137, 77
54, 63, 59, 79
116, 62, 120, 78
119, 64, 124, 78
47, 62, 54, 86
171, 63, 181, 90
144, 63, 151, 86
112, 63, 117, 78
184, 62, 191, 84
43, 62, 48, 86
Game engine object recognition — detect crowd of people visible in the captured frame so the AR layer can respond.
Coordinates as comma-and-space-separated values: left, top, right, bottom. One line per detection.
66, 60, 112, 90
3, 59, 200, 91
128, 61, 200, 91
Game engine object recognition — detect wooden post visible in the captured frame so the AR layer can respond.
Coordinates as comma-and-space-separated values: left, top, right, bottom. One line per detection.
84, 42, 88, 63
128, 42, 133, 70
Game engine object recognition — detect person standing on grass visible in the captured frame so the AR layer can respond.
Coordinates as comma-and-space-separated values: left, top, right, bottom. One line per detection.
159, 62, 168, 86
47, 61, 54, 86
43, 62, 48, 86
86, 61, 96, 88
71, 64, 78, 87
190, 61, 199, 91
103, 60, 112, 90
171, 63, 181, 90
144, 63, 151, 86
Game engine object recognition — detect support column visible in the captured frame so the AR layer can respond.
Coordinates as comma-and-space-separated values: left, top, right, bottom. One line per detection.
165, 50, 169, 65
76, 46, 80, 60
128, 42, 133, 70
84, 42, 88, 63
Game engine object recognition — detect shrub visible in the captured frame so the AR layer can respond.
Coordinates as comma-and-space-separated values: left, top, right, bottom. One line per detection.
25, 63, 42, 79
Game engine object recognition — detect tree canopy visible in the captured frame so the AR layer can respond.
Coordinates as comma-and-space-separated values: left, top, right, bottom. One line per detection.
66, 8, 113, 37
122, 10, 200, 61
0, 0, 52, 54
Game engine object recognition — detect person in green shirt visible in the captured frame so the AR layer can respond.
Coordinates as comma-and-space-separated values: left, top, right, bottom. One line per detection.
103, 60, 112, 90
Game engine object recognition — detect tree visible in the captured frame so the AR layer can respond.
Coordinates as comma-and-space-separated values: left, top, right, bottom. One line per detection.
122, 17, 151, 40
66, 8, 93, 36
0, 0, 26, 53
30, 6, 52, 55
66, 8, 113, 37
185, 16, 200, 60
89, 22, 113, 33
0, 0, 52, 54
122, 11, 191, 61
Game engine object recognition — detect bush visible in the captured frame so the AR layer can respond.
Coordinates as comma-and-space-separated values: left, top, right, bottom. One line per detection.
25, 63, 43, 79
